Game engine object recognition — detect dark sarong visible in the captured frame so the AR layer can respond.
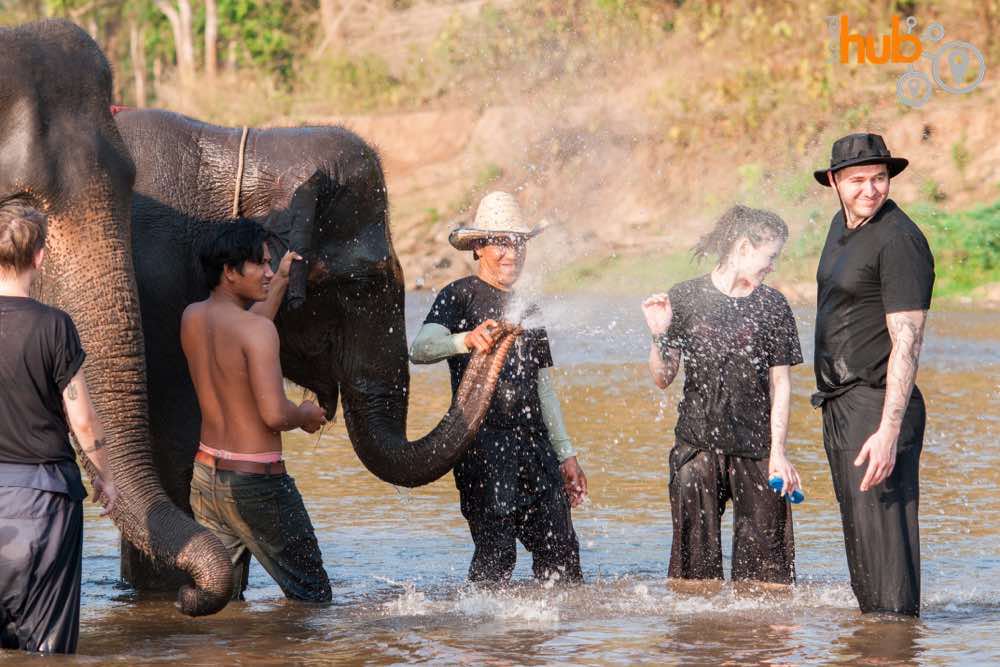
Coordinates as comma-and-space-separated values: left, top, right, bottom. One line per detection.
0, 487, 82, 654
819, 385, 924, 616
667, 441, 795, 584
190, 462, 331, 602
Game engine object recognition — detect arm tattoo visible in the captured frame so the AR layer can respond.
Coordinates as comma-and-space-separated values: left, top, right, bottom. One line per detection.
82, 438, 105, 453
882, 310, 926, 432
66, 382, 78, 401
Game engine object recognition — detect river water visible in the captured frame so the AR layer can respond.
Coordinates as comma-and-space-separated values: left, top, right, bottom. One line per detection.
5, 293, 998, 665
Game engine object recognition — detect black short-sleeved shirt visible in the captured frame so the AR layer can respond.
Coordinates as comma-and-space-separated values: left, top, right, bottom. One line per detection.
662, 274, 803, 458
814, 200, 935, 398
424, 276, 553, 430
0, 296, 85, 464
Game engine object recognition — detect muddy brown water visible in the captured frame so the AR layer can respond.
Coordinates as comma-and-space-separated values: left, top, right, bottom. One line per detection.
4, 293, 998, 665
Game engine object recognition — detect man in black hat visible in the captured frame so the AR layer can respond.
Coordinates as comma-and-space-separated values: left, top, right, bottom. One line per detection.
812, 133, 934, 616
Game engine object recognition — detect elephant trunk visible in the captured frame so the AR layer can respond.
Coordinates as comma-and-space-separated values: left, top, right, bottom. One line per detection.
341, 325, 520, 488
46, 205, 233, 615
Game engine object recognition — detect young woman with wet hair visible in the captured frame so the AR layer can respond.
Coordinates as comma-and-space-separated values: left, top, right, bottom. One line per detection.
641, 204, 803, 584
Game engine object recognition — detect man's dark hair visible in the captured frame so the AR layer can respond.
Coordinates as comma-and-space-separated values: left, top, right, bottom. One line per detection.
200, 219, 272, 291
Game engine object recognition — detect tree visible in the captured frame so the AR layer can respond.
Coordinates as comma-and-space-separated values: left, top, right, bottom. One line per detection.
314, 0, 361, 56
204, 0, 217, 78
129, 19, 147, 105
154, 0, 195, 82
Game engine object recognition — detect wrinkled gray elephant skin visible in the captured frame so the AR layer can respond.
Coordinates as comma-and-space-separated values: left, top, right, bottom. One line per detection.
114, 108, 515, 589
0, 21, 233, 616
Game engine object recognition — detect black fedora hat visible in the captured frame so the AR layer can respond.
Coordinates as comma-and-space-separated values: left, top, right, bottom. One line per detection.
814, 133, 908, 186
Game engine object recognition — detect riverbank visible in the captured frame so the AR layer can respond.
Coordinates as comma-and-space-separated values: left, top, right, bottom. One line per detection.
538, 197, 1000, 308
119, 2, 999, 304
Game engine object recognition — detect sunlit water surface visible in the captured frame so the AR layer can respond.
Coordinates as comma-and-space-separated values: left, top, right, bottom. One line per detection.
6, 293, 999, 665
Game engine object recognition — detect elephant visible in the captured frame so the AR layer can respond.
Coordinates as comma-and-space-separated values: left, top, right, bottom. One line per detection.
111, 108, 518, 588
0, 20, 233, 615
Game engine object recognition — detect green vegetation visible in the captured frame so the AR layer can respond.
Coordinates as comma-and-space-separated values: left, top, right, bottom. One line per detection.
913, 201, 1000, 298
952, 135, 972, 179
5, 1, 998, 301
921, 179, 948, 203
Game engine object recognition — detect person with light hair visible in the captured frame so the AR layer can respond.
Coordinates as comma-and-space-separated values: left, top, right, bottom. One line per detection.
410, 191, 586, 585
0, 204, 118, 654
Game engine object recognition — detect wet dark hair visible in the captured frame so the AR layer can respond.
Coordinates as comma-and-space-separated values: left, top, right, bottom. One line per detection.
0, 204, 47, 275
200, 219, 272, 291
691, 204, 788, 263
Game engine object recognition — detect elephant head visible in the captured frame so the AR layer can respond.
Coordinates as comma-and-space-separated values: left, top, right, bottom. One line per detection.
268, 136, 515, 488
0, 21, 232, 615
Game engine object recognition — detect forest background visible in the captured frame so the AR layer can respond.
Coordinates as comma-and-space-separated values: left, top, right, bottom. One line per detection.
1, 0, 998, 304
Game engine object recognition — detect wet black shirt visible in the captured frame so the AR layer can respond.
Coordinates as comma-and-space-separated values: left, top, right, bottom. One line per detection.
0, 296, 85, 464
663, 274, 803, 458
424, 276, 553, 430
814, 200, 934, 398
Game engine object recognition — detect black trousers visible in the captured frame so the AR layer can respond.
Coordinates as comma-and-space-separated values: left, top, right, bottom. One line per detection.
821, 385, 924, 616
0, 487, 82, 654
456, 425, 582, 585
667, 441, 795, 584
466, 481, 583, 584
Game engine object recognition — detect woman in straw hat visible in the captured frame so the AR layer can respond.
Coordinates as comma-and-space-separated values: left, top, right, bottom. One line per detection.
641, 204, 802, 586
410, 191, 585, 585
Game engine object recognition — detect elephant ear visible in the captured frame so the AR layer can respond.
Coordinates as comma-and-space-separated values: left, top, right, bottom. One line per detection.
262, 170, 325, 310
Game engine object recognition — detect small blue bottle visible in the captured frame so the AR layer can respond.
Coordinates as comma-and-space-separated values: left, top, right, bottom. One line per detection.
768, 476, 805, 504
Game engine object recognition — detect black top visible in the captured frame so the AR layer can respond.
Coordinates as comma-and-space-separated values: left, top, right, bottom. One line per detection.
0, 296, 85, 465
662, 274, 803, 458
424, 276, 553, 430
814, 200, 935, 398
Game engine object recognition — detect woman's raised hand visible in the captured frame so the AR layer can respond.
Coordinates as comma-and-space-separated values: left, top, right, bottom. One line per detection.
641, 293, 673, 335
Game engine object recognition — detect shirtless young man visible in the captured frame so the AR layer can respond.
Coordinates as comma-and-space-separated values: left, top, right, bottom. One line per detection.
180, 220, 330, 602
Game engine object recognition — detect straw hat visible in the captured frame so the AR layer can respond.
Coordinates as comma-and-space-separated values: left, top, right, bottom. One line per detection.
448, 191, 548, 251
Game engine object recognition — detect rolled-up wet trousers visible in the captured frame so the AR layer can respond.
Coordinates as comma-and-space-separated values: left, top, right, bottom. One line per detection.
821, 385, 924, 616
0, 487, 82, 654
190, 462, 331, 602
667, 441, 795, 584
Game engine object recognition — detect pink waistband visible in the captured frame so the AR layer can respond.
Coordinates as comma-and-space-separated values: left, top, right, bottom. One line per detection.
198, 443, 283, 464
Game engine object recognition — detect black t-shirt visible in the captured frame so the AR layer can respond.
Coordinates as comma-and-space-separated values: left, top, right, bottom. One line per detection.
814, 200, 935, 397
424, 276, 553, 430
662, 274, 803, 458
0, 296, 85, 464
